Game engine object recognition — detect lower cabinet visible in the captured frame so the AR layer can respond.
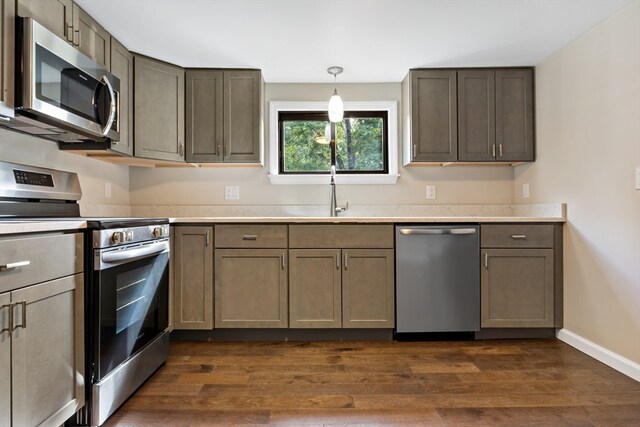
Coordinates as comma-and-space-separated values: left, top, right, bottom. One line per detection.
0, 274, 84, 427
480, 224, 560, 329
173, 226, 213, 329
215, 249, 288, 328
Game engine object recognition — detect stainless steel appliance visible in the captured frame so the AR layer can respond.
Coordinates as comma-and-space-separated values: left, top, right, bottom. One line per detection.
79, 219, 170, 426
395, 225, 480, 334
0, 160, 170, 426
1, 18, 120, 145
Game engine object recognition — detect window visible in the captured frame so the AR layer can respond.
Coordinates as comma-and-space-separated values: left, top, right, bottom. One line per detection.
269, 101, 398, 184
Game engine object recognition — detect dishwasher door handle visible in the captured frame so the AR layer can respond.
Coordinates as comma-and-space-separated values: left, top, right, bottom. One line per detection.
399, 228, 477, 236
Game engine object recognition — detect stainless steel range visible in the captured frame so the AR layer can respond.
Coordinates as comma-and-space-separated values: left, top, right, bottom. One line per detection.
0, 160, 170, 426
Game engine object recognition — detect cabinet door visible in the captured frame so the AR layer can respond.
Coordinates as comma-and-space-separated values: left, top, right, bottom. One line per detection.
73, 4, 110, 69
0, 0, 15, 118
495, 69, 534, 162
109, 37, 133, 156
17, 0, 73, 43
481, 249, 554, 328
173, 227, 214, 330
11, 274, 84, 427
342, 249, 394, 328
0, 292, 10, 427
215, 249, 287, 328
134, 56, 185, 162
409, 70, 457, 162
458, 70, 496, 161
185, 70, 223, 162
223, 70, 261, 162
289, 249, 342, 328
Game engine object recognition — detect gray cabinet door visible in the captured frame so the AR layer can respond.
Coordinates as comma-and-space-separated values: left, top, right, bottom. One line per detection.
458, 70, 496, 161
0, 0, 14, 119
409, 70, 457, 162
73, 4, 110, 69
17, 0, 73, 43
134, 56, 185, 161
289, 249, 342, 328
215, 249, 287, 328
0, 292, 9, 427
223, 70, 261, 162
185, 70, 223, 162
109, 37, 133, 156
481, 249, 554, 328
11, 274, 84, 427
495, 69, 534, 162
342, 249, 395, 328
173, 227, 214, 330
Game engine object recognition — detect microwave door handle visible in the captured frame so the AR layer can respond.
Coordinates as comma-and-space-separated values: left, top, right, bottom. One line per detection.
100, 75, 116, 137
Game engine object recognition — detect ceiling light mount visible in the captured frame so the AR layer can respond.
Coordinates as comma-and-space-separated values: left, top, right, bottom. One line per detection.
327, 66, 344, 122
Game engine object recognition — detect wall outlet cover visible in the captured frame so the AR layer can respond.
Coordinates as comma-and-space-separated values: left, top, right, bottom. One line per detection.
523, 183, 530, 199
635, 167, 640, 190
225, 185, 240, 200
105, 182, 112, 198
426, 184, 437, 200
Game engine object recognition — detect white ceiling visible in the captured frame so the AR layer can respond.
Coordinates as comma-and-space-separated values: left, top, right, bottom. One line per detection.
76, 0, 633, 83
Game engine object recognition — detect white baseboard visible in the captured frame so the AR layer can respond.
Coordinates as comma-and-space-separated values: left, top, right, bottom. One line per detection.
557, 329, 640, 382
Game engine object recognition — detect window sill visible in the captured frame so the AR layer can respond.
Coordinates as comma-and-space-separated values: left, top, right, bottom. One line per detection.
268, 174, 399, 185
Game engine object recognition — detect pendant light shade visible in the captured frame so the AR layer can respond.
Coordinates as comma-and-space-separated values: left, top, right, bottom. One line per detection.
328, 89, 343, 122
327, 66, 344, 123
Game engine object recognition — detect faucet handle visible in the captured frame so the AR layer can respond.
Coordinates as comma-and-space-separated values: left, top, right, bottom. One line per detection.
335, 202, 349, 214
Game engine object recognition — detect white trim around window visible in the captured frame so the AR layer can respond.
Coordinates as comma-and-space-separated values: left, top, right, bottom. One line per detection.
268, 101, 399, 185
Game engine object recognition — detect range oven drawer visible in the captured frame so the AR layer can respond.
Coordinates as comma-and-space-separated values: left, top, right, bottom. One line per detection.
0, 232, 83, 293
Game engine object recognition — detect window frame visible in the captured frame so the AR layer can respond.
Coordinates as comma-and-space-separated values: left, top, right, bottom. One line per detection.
268, 101, 399, 185
278, 110, 389, 175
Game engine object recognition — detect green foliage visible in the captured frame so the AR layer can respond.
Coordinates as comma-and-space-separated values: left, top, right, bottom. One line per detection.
283, 117, 384, 173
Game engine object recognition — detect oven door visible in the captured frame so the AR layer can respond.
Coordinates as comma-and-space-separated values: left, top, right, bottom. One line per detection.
92, 240, 169, 381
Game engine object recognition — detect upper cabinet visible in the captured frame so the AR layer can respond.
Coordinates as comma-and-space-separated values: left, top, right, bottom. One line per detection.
186, 69, 263, 163
73, 3, 110, 69
17, 1, 110, 69
17, 0, 73, 43
403, 68, 535, 165
109, 37, 133, 156
0, 0, 15, 119
134, 55, 185, 162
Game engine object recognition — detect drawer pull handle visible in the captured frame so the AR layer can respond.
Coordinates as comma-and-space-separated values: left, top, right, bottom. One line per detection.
242, 235, 258, 241
511, 235, 527, 240
0, 260, 30, 272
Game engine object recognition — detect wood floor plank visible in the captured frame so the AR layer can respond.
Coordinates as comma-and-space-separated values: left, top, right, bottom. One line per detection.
102, 339, 640, 426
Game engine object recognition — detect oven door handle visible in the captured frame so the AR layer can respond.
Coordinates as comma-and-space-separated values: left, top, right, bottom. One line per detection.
100, 241, 169, 269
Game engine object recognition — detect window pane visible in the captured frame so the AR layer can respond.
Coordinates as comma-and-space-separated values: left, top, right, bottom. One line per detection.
282, 120, 331, 172
335, 117, 385, 171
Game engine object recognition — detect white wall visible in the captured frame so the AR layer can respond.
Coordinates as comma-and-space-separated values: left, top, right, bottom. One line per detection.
130, 83, 515, 209
515, 1, 640, 364
0, 128, 131, 216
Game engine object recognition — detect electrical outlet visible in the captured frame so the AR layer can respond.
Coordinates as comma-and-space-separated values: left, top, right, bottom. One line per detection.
426, 185, 437, 200
224, 185, 240, 200
105, 182, 112, 198
635, 167, 640, 190
523, 183, 530, 199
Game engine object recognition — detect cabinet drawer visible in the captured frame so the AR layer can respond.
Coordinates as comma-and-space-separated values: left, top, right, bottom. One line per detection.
481, 224, 554, 248
289, 225, 394, 248
0, 233, 83, 293
215, 224, 287, 248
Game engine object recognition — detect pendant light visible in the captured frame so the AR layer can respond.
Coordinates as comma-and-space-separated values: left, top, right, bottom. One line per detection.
327, 66, 344, 122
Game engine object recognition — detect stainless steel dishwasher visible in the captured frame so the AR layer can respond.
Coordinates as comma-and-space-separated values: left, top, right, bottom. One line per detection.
395, 225, 480, 333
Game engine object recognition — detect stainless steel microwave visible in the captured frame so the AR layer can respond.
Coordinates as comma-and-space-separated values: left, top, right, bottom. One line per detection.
7, 18, 120, 144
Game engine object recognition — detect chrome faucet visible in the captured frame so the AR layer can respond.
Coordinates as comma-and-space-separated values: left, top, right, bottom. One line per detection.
330, 165, 348, 217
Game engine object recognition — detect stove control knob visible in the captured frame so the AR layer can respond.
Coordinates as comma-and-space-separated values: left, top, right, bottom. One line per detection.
125, 231, 134, 241
152, 227, 164, 238
111, 231, 125, 244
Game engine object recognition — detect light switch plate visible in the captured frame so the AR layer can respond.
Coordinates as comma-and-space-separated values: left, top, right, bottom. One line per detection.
426, 185, 437, 200
225, 185, 240, 200
635, 167, 640, 190
523, 183, 530, 199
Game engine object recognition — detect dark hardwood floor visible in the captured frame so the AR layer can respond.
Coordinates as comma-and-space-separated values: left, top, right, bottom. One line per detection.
105, 339, 640, 426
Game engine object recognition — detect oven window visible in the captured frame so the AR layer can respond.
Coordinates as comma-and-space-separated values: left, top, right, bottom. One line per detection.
96, 251, 169, 379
